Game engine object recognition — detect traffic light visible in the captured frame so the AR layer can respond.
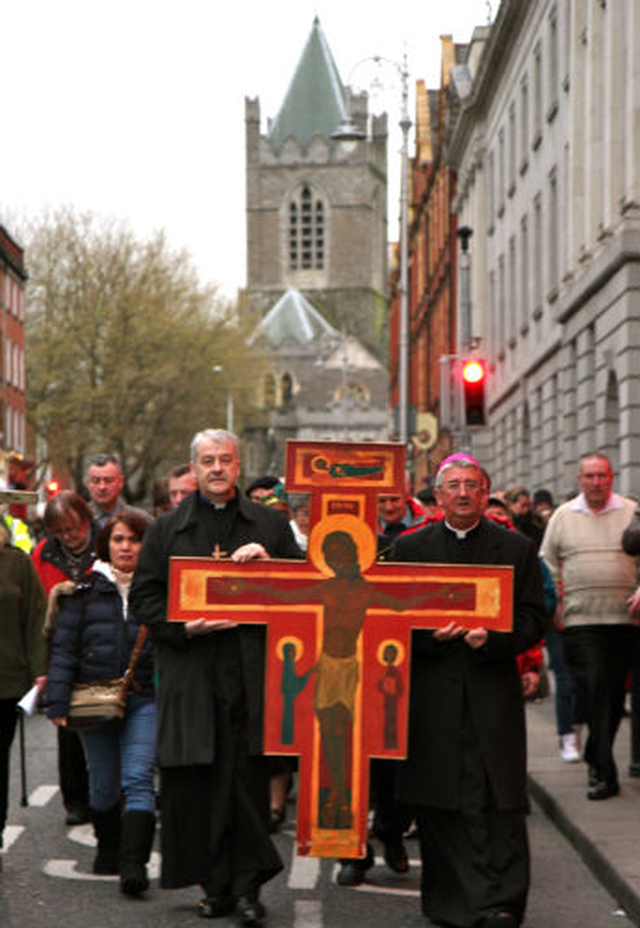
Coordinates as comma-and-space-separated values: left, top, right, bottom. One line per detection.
46, 478, 61, 498
461, 358, 487, 426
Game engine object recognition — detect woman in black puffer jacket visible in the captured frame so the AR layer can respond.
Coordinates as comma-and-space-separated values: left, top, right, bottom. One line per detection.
46, 509, 155, 897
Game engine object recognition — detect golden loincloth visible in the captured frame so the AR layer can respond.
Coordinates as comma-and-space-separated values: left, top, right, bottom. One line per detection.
314, 652, 359, 714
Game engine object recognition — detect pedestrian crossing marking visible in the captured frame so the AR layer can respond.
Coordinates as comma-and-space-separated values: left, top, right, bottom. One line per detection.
2, 825, 24, 850
28, 785, 59, 806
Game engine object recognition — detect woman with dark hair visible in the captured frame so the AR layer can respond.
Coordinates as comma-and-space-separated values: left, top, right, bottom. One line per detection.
45, 510, 156, 897
32, 490, 96, 827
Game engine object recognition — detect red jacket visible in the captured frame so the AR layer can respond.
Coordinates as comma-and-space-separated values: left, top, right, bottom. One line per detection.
31, 536, 95, 595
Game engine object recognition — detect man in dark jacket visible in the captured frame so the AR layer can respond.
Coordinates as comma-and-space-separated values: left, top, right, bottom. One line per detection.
391, 456, 546, 928
129, 429, 301, 926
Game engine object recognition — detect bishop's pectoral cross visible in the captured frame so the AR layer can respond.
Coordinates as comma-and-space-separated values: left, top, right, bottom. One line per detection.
167, 441, 513, 859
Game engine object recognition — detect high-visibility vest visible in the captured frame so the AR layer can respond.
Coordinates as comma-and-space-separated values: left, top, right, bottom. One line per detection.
3, 514, 34, 554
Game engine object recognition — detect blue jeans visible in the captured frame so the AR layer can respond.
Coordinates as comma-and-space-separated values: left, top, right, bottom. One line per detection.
545, 630, 581, 736
80, 694, 156, 813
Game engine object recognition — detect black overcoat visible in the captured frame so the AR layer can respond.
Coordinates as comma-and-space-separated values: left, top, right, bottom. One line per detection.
129, 490, 302, 768
392, 517, 546, 812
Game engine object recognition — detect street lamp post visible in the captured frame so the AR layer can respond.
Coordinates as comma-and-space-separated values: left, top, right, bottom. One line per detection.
212, 364, 234, 434
332, 53, 412, 447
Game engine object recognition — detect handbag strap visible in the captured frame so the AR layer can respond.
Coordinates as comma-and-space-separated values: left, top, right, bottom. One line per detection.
119, 625, 149, 701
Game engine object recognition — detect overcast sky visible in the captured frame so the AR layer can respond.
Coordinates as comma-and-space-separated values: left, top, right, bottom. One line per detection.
1, 0, 492, 296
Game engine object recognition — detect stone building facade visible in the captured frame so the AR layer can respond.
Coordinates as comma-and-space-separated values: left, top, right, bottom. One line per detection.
242, 289, 390, 481
244, 16, 389, 358
449, 0, 640, 499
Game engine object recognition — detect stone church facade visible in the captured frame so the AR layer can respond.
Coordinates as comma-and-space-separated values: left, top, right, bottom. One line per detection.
244, 16, 389, 358
241, 18, 392, 482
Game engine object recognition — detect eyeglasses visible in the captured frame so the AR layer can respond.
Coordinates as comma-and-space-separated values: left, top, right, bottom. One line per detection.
441, 480, 481, 493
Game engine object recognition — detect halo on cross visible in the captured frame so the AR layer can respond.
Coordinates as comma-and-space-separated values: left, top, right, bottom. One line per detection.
376, 638, 405, 667
308, 514, 376, 576
275, 635, 305, 661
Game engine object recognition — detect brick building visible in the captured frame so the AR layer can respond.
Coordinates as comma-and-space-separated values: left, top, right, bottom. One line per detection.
0, 224, 28, 485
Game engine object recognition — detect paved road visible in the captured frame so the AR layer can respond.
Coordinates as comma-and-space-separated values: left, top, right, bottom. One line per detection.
1, 713, 634, 928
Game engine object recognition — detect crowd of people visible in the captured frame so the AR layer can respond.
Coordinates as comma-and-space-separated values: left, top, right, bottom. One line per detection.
0, 437, 638, 928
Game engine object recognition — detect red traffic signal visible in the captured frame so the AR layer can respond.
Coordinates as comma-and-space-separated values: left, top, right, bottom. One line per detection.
46, 479, 61, 498
461, 359, 487, 426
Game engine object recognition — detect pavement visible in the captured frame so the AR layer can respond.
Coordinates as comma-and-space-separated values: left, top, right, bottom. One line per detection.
526, 696, 640, 925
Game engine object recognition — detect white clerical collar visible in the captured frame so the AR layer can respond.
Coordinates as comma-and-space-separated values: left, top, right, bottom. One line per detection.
444, 519, 480, 540
570, 492, 625, 516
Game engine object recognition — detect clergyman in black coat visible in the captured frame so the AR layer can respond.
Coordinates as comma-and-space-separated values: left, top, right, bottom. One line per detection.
391, 455, 546, 928
129, 429, 302, 926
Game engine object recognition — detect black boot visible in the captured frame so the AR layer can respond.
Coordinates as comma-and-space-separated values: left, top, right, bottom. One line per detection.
119, 810, 155, 896
91, 805, 121, 875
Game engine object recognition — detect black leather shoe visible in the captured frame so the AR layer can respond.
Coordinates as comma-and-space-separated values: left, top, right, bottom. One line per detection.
197, 895, 236, 918
236, 896, 266, 927
383, 841, 409, 874
337, 860, 367, 886
587, 780, 620, 800
337, 843, 374, 886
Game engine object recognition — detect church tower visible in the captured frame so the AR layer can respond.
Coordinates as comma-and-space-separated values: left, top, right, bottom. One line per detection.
244, 17, 388, 356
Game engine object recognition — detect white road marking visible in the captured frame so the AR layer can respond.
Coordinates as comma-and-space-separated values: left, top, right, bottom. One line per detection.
354, 883, 420, 898
28, 784, 59, 806
294, 899, 323, 927
288, 853, 320, 889
67, 824, 95, 847
43, 852, 161, 881
2, 825, 24, 850
44, 860, 118, 881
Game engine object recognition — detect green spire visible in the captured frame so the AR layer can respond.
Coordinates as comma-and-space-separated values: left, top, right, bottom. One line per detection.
268, 17, 347, 153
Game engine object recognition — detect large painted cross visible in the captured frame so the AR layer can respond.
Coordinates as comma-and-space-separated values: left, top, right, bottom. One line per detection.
167, 441, 513, 859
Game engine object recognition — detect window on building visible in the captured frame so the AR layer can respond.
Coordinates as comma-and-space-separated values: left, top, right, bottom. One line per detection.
488, 150, 495, 230
508, 103, 516, 195
520, 214, 529, 330
548, 168, 559, 298
13, 344, 19, 390
498, 254, 505, 356
281, 372, 293, 405
498, 129, 505, 215
533, 193, 543, 312
508, 236, 517, 346
548, 7, 559, 120
288, 185, 325, 271
520, 75, 529, 173
533, 41, 543, 147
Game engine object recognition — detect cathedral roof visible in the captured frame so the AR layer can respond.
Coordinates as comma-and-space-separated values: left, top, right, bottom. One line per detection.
268, 16, 347, 153
255, 288, 339, 348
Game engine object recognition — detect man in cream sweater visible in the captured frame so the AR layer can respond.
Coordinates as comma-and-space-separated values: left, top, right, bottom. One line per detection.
541, 453, 638, 800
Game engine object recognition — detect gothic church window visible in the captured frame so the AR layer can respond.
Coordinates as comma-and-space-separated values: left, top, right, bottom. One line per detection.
281, 373, 293, 404
289, 185, 325, 271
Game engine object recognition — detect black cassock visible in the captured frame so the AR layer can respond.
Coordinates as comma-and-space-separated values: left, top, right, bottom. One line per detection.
130, 491, 302, 897
392, 517, 546, 927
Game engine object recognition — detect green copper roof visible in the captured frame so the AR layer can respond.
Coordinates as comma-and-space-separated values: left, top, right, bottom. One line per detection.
257, 289, 339, 347
268, 17, 347, 153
